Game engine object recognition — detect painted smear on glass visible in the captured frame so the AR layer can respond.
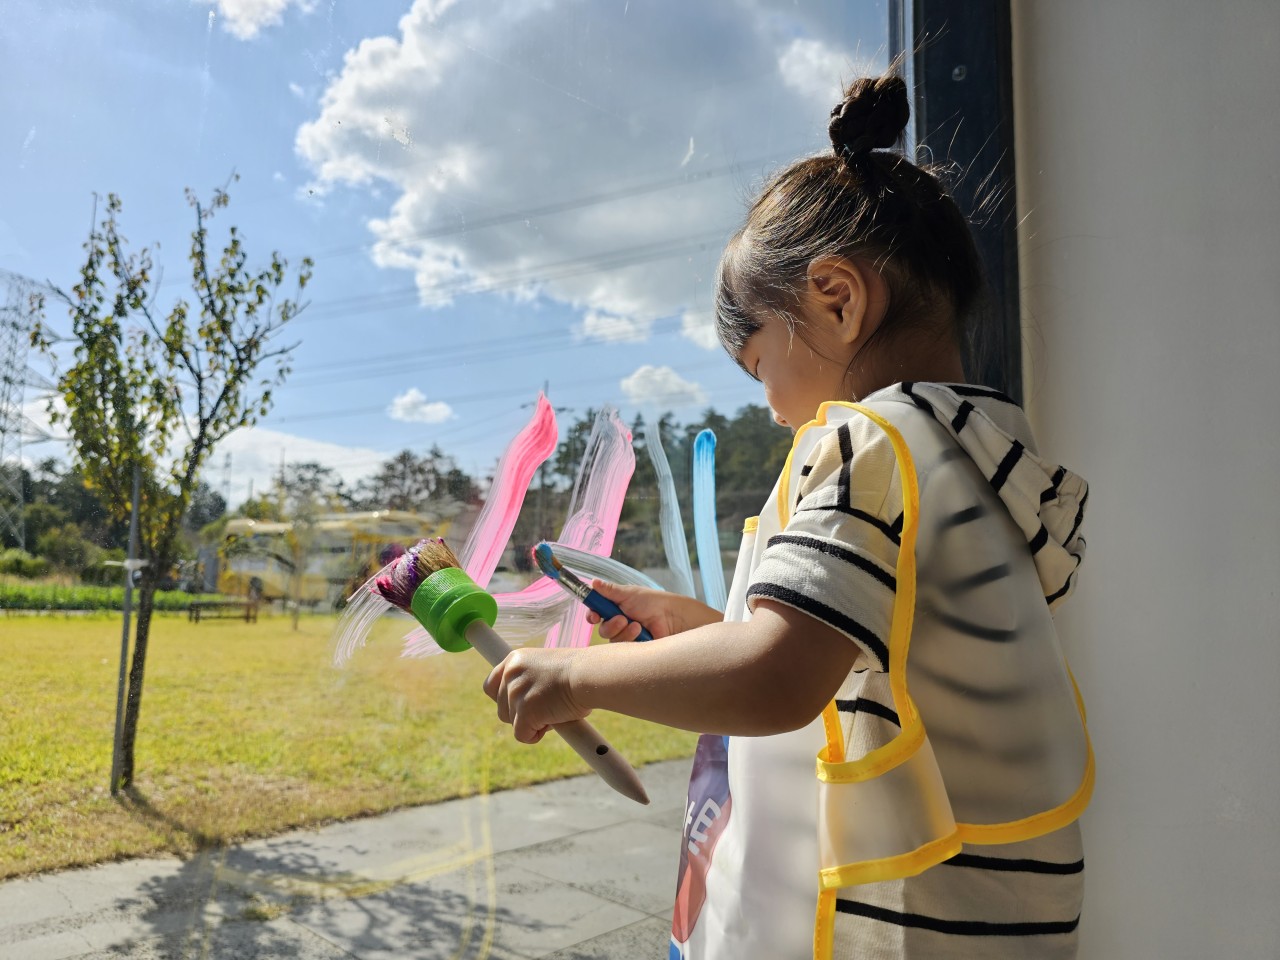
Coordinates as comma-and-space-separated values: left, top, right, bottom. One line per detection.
692, 428, 726, 612
641, 417, 696, 597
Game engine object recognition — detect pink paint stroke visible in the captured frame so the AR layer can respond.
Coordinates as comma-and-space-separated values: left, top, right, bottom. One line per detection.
509, 407, 634, 650
401, 393, 557, 658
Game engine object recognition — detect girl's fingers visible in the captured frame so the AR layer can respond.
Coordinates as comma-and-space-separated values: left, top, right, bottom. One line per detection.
606, 615, 641, 642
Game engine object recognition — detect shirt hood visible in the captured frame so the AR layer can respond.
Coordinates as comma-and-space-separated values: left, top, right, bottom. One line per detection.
869, 382, 1088, 611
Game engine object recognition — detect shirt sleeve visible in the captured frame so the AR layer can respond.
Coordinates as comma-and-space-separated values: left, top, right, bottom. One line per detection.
745, 416, 903, 673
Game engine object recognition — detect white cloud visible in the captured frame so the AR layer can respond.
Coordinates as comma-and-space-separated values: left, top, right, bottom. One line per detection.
217, 425, 386, 505
579, 310, 652, 344
15, 403, 387, 509
288, 81, 306, 99
620, 365, 707, 408
294, 1, 862, 348
681, 309, 719, 350
386, 388, 455, 424
207, 0, 317, 41
777, 38, 856, 106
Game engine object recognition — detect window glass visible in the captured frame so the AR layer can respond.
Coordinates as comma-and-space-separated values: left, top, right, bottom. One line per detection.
6, 0, 887, 503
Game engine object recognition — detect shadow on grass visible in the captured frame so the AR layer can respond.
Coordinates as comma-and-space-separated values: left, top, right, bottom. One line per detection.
99, 785, 551, 958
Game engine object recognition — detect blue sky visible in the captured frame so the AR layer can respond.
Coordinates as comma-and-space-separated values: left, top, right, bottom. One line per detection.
2, 0, 886, 504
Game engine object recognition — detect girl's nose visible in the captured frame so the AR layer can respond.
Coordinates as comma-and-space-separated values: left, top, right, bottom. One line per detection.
772, 409, 788, 427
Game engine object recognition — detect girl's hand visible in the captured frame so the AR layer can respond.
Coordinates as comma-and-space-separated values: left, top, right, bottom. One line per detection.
483, 648, 587, 744
586, 580, 722, 642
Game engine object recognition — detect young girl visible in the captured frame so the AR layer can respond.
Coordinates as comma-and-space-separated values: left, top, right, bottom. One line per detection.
484, 73, 1092, 960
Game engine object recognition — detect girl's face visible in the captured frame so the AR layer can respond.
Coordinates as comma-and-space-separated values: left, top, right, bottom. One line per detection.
732, 256, 895, 429
736, 307, 855, 431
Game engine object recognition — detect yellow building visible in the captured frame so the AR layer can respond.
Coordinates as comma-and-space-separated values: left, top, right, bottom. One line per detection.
220, 509, 461, 607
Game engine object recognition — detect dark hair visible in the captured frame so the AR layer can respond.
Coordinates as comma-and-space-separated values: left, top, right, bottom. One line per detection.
715, 73, 984, 369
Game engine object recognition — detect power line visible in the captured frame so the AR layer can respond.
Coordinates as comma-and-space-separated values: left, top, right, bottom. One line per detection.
287, 313, 700, 390
271, 357, 729, 425
305, 152, 787, 263
295, 227, 731, 324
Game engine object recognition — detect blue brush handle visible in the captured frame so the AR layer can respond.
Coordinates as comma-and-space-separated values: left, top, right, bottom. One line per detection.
583, 590, 654, 642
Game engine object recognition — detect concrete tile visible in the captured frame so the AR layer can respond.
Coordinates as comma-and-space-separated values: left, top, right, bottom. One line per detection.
0, 858, 185, 931
291, 863, 643, 960
537, 915, 672, 959
497, 820, 678, 917
44, 917, 354, 960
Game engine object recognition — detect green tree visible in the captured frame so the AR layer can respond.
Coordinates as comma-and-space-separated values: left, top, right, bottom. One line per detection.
275, 460, 343, 628
355, 447, 476, 512
31, 183, 312, 790
183, 480, 227, 532
34, 522, 96, 570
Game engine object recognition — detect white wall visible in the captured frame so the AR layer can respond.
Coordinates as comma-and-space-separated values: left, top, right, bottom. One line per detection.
1012, 2, 1280, 956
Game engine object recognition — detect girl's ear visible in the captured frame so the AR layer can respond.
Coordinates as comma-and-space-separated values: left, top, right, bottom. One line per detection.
806, 256, 882, 346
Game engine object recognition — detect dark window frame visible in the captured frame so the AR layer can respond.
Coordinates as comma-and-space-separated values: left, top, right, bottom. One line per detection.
890, 0, 1022, 402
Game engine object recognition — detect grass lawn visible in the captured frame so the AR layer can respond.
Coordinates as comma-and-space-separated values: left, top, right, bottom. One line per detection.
0, 611, 696, 881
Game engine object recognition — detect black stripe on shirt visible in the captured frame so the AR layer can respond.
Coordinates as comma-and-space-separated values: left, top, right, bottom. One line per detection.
947, 384, 1020, 406
1045, 554, 1082, 604
835, 697, 900, 726
932, 608, 1018, 642
836, 422, 853, 505
1066, 487, 1089, 544
901, 381, 941, 423
799, 463, 814, 477
989, 441, 1025, 493
942, 563, 1011, 594
834, 899, 1080, 937
795, 502, 901, 546
950, 400, 975, 433
747, 582, 888, 668
911, 660, 1029, 703
889, 512, 904, 539
938, 504, 986, 530
1040, 466, 1068, 504
942, 852, 1084, 875
766, 533, 896, 591
1029, 523, 1050, 555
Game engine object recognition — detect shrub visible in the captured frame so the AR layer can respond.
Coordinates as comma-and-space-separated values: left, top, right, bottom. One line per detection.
0, 582, 211, 611
80, 548, 125, 587
0, 549, 50, 579
34, 524, 95, 571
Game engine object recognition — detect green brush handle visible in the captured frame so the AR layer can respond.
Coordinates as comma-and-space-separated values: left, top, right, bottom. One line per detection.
409, 568, 649, 805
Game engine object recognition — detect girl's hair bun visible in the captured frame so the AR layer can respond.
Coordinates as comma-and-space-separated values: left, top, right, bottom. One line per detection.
828, 75, 910, 161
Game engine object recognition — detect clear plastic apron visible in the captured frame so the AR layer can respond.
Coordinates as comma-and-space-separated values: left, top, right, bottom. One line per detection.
718, 402, 1094, 960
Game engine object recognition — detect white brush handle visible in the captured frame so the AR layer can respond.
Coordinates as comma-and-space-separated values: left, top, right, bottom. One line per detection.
463, 620, 649, 805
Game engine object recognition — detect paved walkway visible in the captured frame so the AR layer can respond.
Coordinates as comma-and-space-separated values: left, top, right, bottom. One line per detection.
0, 759, 690, 959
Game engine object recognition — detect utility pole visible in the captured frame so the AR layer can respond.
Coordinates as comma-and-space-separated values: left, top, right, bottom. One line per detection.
0, 270, 43, 551
523, 381, 569, 541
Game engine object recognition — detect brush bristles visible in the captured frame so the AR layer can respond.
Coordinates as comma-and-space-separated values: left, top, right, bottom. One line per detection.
370, 536, 459, 611
415, 537, 463, 576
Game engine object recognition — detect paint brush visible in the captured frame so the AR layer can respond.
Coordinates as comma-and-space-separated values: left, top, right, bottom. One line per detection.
533, 542, 654, 643
371, 538, 649, 805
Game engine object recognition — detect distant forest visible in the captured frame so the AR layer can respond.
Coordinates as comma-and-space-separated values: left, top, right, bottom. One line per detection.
1, 403, 792, 582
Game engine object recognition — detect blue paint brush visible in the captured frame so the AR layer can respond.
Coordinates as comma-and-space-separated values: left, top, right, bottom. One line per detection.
533, 542, 654, 643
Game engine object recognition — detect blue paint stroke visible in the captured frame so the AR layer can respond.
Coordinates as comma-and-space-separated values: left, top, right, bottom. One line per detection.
692, 429, 726, 611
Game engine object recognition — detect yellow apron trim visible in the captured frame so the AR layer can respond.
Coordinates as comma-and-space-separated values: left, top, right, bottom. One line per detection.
819, 702, 845, 764
742, 516, 759, 534
816, 718, 926, 783
782, 403, 924, 782
818, 831, 965, 889
814, 888, 837, 960
954, 666, 1096, 845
